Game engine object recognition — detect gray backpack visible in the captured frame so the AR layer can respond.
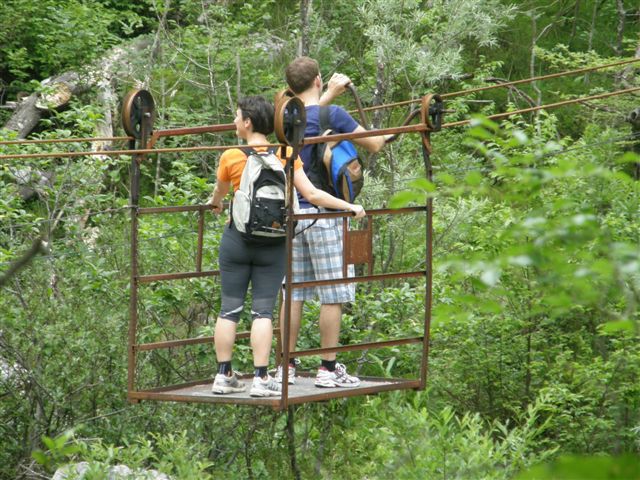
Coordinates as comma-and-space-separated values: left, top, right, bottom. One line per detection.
232, 147, 298, 243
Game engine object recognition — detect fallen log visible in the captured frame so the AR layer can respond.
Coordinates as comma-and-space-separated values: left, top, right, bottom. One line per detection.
4, 72, 89, 138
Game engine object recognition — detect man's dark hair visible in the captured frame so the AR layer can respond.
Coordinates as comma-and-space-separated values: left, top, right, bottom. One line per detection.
238, 96, 274, 135
285, 56, 319, 94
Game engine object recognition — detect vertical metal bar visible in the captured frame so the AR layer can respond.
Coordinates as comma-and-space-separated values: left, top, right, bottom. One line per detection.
127, 138, 140, 401
281, 144, 294, 410
127, 98, 154, 401
196, 209, 204, 272
367, 217, 374, 276
420, 136, 433, 390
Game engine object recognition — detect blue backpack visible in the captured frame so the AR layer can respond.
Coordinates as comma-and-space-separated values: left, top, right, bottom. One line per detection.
307, 106, 363, 203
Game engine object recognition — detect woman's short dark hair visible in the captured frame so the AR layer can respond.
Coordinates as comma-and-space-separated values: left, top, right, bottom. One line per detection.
238, 96, 274, 135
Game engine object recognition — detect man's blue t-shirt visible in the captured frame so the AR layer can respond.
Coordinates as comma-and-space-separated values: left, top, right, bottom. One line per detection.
298, 105, 359, 208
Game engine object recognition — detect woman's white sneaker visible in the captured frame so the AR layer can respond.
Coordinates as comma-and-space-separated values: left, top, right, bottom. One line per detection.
314, 363, 360, 388
250, 374, 282, 397
211, 373, 246, 394
275, 364, 296, 385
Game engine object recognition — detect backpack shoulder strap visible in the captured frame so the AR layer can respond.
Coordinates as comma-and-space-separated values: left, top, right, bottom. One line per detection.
319, 106, 332, 133
240, 146, 257, 157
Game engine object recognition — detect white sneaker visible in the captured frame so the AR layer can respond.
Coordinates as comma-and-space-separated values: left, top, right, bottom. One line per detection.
211, 373, 246, 394
275, 364, 296, 384
314, 363, 360, 388
250, 374, 282, 397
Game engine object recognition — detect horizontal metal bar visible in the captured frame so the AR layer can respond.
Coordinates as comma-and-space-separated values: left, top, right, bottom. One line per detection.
292, 337, 423, 357
138, 205, 215, 215
0, 135, 132, 145
152, 123, 235, 137
138, 270, 219, 283
136, 327, 281, 351
128, 390, 280, 407
293, 206, 426, 220
286, 379, 422, 406
291, 271, 425, 289
303, 123, 427, 145
0, 142, 281, 160
137, 332, 249, 351
136, 204, 426, 218
129, 376, 422, 408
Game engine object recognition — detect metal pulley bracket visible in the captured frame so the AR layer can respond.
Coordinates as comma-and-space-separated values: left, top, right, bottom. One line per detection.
274, 88, 295, 111
420, 94, 444, 153
420, 94, 444, 132
121, 89, 156, 140
274, 95, 306, 146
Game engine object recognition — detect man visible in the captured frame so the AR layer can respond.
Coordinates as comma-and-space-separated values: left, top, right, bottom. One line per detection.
277, 56, 390, 388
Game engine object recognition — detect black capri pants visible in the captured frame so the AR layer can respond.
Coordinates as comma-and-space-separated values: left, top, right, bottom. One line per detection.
218, 224, 286, 322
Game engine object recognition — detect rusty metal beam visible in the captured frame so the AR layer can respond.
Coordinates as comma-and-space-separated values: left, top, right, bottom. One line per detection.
292, 337, 423, 357
290, 271, 425, 289
137, 270, 219, 283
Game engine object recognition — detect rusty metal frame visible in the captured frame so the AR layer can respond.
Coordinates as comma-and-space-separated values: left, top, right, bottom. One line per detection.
123, 90, 438, 410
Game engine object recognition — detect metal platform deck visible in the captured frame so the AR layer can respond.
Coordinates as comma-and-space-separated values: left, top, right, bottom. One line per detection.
128, 373, 422, 408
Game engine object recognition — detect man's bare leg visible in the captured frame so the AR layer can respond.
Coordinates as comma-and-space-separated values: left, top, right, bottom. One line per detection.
319, 303, 342, 361
280, 299, 304, 354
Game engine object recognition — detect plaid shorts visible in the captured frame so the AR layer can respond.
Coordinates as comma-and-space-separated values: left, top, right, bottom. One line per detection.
291, 208, 355, 304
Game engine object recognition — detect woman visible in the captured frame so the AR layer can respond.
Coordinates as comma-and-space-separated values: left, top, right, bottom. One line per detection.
208, 95, 365, 397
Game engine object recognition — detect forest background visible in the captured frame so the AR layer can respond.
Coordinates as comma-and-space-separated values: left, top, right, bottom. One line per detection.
1, 0, 639, 479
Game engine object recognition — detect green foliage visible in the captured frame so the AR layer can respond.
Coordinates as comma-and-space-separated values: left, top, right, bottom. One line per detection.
1, 1, 640, 478
392, 117, 640, 457
71, 431, 214, 478
515, 454, 640, 480
32, 430, 80, 474
0, 0, 120, 89
357, 0, 515, 97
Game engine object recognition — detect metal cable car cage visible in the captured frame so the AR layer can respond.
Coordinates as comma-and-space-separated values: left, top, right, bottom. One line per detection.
122, 90, 441, 410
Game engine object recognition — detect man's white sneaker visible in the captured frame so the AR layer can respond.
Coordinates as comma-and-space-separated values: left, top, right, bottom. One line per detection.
211, 373, 246, 394
250, 375, 282, 397
275, 364, 296, 385
314, 363, 360, 388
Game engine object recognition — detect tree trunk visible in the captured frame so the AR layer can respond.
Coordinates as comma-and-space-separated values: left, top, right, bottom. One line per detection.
372, 61, 386, 130
3, 72, 89, 138
3, 36, 154, 139
618, 39, 640, 88
368, 61, 387, 176
587, 0, 599, 53
299, 0, 312, 57
615, 0, 626, 56
569, 1, 581, 46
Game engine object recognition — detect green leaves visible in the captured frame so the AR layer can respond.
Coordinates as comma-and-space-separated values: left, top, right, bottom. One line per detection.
514, 454, 640, 480
31, 430, 80, 473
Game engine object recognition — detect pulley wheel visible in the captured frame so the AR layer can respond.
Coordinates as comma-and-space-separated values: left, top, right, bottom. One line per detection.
121, 89, 155, 139
274, 88, 294, 109
274, 96, 306, 146
421, 94, 444, 132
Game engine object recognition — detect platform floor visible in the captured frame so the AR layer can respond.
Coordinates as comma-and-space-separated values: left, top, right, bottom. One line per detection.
129, 372, 421, 408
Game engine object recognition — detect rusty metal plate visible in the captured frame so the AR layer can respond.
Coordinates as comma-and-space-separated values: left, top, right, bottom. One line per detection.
128, 373, 421, 409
